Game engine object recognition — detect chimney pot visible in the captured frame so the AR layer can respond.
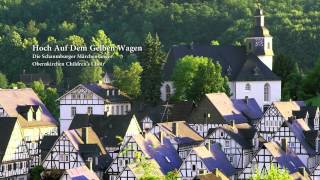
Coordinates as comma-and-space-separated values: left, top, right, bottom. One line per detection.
82, 127, 89, 144
245, 96, 249, 104
172, 122, 177, 135
281, 139, 288, 152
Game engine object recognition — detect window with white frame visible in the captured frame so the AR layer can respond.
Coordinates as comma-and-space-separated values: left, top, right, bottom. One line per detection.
71, 107, 76, 117
264, 83, 270, 102
59, 154, 69, 162
87, 107, 93, 115
225, 140, 230, 147
245, 83, 251, 91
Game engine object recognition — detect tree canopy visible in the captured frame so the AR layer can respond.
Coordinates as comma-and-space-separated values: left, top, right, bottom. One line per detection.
172, 55, 230, 102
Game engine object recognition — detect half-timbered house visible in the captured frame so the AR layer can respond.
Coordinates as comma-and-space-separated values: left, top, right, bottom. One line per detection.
293, 106, 320, 130
42, 127, 112, 179
60, 165, 100, 180
69, 114, 142, 158
0, 88, 58, 166
272, 118, 319, 169
179, 143, 236, 180
257, 101, 303, 141
195, 169, 229, 180
107, 132, 182, 180
156, 121, 203, 159
189, 93, 262, 137
203, 122, 259, 173
0, 117, 30, 180
238, 140, 310, 179
58, 82, 131, 132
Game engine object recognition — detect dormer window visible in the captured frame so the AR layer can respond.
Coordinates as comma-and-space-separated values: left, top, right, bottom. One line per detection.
34, 106, 42, 121
27, 108, 33, 121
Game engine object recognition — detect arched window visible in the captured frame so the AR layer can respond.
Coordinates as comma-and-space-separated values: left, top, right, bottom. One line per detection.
264, 83, 270, 102
165, 84, 171, 101
245, 83, 251, 91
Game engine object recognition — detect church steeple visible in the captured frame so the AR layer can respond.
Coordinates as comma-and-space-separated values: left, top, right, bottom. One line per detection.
245, 4, 274, 71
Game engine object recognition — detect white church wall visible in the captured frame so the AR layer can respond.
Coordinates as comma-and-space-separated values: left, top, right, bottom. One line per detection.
233, 81, 281, 109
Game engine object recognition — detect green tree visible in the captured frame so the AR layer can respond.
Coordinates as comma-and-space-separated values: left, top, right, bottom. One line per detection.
165, 170, 179, 180
54, 66, 63, 86
250, 165, 292, 180
31, 80, 59, 118
188, 60, 230, 102
113, 62, 143, 98
0, 72, 8, 88
78, 59, 103, 83
31, 80, 46, 99
303, 59, 320, 99
282, 63, 304, 100
172, 56, 229, 101
30, 166, 44, 180
139, 33, 165, 104
91, 29, 119, 61
273, 54, 295, 83
9, 81, 26, 89
172, 56, 209, 100
45, 87, 59, 118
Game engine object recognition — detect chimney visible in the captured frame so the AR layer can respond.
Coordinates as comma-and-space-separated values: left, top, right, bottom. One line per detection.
172, 122, 178, 135
82, 127, 89, 144
281, 139, 288, 152
205, 142, 211, 152
245, 96, 249, 104
229, 120, 236, 129
212, 168, 219, 176
85, 159, 93, 170
298, 167, 306, 177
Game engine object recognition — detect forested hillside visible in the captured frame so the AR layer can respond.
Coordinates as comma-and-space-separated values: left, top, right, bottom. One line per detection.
0, 0, 319, 81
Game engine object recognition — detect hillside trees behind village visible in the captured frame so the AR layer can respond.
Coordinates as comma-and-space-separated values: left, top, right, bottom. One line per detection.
0, 0, 319, 104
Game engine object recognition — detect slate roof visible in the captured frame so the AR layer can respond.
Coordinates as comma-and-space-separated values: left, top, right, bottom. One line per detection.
157, 121, 203, 146
63, 127, 107, 155
40, 135, 59, 162
132, 101, 195, 125
0, 88, 57, 128
304, 130, 320, 150
0, 117, 17, 162
163, 44, 280, 81
82, 83, 131, 103
132, 133, 182, 174
69, 114, 140, 147
208, 123, 256, 149
273, 101, 303, 120
264, 141, 309, 174
293, 106, 319, 129
65, 165, 100, 180
191, 144, 236, 177
231, 98, 263, 121
284, 119, 316, 156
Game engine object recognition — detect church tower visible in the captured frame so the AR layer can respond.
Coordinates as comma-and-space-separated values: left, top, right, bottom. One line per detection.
245, 7, 274, 70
